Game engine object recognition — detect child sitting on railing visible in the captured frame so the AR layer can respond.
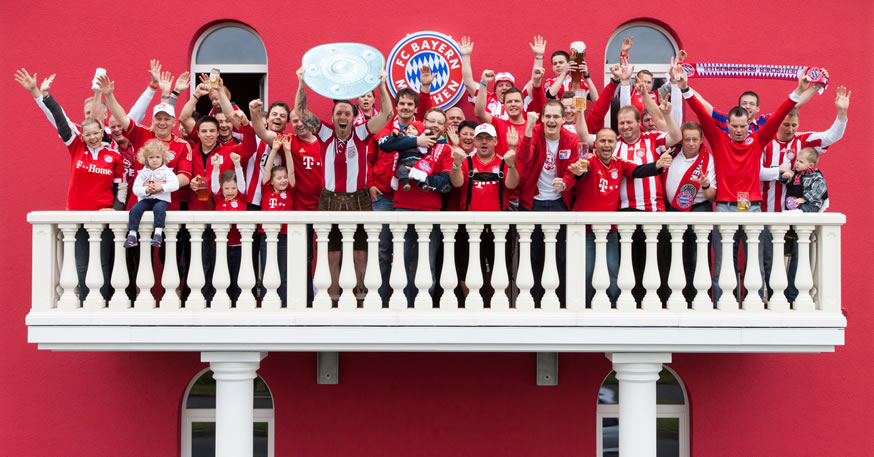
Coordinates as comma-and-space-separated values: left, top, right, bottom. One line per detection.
211, 152, 246, 302
780, 147, 828, 212
125, 140, 180, 248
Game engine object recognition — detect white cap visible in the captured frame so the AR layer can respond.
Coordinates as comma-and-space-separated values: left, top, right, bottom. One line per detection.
153, 103, 176, 118
494, 72, 515, 85
474, 124, 497, 137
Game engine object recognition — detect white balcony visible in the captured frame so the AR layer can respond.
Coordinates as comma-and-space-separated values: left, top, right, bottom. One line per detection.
26, 211, 846, 353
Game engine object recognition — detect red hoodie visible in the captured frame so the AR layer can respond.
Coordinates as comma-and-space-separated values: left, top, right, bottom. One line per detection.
517, 124, 581, 210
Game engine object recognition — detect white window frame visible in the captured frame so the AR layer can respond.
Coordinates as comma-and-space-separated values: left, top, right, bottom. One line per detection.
180, 368, 275, 457
190, 22, 269, 103
595, 366, 689, 457
603, 21, 680, 128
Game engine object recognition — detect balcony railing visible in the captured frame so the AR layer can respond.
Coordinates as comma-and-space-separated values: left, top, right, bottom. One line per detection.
26, 211, 846, 353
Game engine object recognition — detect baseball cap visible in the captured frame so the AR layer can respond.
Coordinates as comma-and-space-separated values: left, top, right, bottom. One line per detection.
474, 124, 497, 137
153, 103, 176, 118
495, 72, 515, 85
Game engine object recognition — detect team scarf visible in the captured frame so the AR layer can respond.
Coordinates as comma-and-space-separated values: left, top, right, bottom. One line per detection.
667, 146, 710, 211
678, 63, 829, 94
793, 166, 819, 185
354, 106, 379, 125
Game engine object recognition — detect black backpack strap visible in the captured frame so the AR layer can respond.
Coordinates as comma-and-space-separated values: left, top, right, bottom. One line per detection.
465, 156, 474, 211
498, 159, 506, 210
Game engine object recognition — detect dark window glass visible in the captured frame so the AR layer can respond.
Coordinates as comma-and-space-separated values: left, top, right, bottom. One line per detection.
196, 26, 267, 65
598, 369, 685, 405
186, 371, 273, 409
191, 422, 269, 457
602, 417, 619, 457
657, 417, 680, 457
605, 25, 676, 64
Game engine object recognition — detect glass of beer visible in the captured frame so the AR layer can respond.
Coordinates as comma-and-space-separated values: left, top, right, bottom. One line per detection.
196, 175, 210, 201
210, 68, 221, 88
574, 94, 587, 111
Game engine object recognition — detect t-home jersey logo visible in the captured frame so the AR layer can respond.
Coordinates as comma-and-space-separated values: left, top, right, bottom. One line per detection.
387, 31, 464, 110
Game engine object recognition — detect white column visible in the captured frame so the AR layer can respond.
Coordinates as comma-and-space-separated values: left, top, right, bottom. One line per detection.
286, 224, 308, 311
202, 352, 267, 457
591, 225, 612, 312
716, 224, 738, 310
108, 223, 132, 310
691, 225, 714, 311
465, 224, 484, 310
185, 224, 208, 310
312, 224, 333, 311
641, 226, 662, 311
767, 225, 790, 312
83, 223, 107, 309
489, 225, 510, 311
158, 225, 181, 310
541, 225, 561, 311
515, 225, 535, 311
565, 224, 586, 312
236, 225, 257, 311
666, 225, 687, 311
439, 224, 459, 310
363, 224, 384, 311
134, 221, 155, 310
388, 224, 408, 310
742, 225, 764, 312
261, 225, 282, 310
32, 223, 58, 310
57, 224, 80, 310
815, 225, 841, 313
606, 352, 672, 457
615, 225, 635, 312
793, 225, 816, 311
211, 225, 232, 310
337, 224, 358, 311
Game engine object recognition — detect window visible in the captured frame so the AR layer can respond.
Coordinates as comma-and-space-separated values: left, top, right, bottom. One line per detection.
603, 22, 681, 128
191, 23, 268, 118
181, 369, 275, 457
596, 367, 689, 457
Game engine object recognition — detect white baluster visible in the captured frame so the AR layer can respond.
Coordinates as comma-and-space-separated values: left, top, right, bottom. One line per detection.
815, 225, 841, 313
565, 224, 586, 312
57, 224, 80, 310
541, 224, 561, 311
261, 225, 282, 310
31, 223, 58, 310
83, 223, 107, 309
55, 229, 63, 301
108, 223, 131, 310
615, 225, 636, 311
691, 225, 714, 311
186, 224, 208, 310
666, 225, 687, 311
388, 224, 408, 310
809, 231, 818, 303
159, 224, 181, 310
591, 225, 612, 312
211, 225, 232, 310
134, 221, 155, 309
742, 225, 765, 312
793, 225, 816, 311
515, 225, 536, 311
311, 224, 333, 311
489, 225, 510, 311
337, 224, 359, 311
286, 224, 308, 311
362, 224, 384, 310
767, 225, 790, 312
236, 225, 257, 311
465, 224, 484, 310
439, 224, 459, 310
641, 226, 662, 312
716, 224, 738, 311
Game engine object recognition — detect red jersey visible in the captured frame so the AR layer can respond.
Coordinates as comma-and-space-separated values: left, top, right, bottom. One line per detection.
490, 117, 527, 201
368, 96, 434, 200
65, 135, 124, 210
458, 154, 510, 211
761, 128, 841, 212
124, 122, 193, 210
470, 88, 506, 119
244, 139, 271, 206
630, 89, 659, 117
261, 187, 292, 234
566, 155, 640, 212
613, 131, 668, 211
317, 122, 371, 193
289, 134, 323, 211
686, 91, 798, 202
392, 144, 453, 211
215, 196, 246, 246
516, 125, 581, 210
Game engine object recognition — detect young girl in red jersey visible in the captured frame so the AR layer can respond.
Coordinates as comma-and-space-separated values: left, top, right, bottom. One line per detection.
211, 152, 246, 303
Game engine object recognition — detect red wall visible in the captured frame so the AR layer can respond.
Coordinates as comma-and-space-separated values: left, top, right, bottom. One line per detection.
1, 1, 873, 455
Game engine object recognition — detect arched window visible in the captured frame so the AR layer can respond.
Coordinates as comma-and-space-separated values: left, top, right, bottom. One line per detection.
596, 367, 689, 457
603, 22, 681, 128
191, 23, 268, 117
181, 368, 275, 457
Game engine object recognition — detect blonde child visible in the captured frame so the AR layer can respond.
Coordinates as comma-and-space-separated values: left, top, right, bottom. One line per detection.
125, 140, 180, 248
211, 152, 247, 302
780, 147, 828, 212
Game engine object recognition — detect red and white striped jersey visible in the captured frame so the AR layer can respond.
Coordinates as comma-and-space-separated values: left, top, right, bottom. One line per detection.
318, 122, 371, 193
761, 129, 839, 212
470, 88, 506, 120
613, 131, 667, 211
244, 138, 275, 206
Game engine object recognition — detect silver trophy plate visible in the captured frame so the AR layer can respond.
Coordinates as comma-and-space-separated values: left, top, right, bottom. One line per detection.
302, 43, 385, 100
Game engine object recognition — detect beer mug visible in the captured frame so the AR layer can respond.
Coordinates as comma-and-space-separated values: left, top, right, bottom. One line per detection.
737, 192, 750, 211
210, 68, 221, 88
92, 68, 106, 91
574, 94, 587, 111
569, 41, 587, 88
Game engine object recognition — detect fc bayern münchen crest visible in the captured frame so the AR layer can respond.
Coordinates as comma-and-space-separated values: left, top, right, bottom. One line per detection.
680, 62, 696, 77
386, 31, 465, 110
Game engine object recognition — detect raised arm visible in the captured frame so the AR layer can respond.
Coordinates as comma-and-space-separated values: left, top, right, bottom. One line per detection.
474, 70, 495, 123
216, 77, 241, 130
367, 70, 394, 135
96, 74, 131, 130
636, 78, 668, 132
179, 83, 210, 136
249, 98, 277, 146
657, 97, 682, 147
583, 60, 599, 102
754, 72, 807, 145
503, 126, 520, 189
416, 65, 434, 120
675, 69, 720, 144
449, 146, 466, 188
459, 36, 478, 98
575, 110, 595, 145
294, 67, 310, 120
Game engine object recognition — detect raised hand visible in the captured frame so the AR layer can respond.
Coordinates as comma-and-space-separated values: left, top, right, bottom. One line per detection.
532, 66, 544, 86
672, 61, 689, 90
174, 71, 191, 93
250, 98, 264, 115
447, 125, 460, 146
417, 131, 437, 148
229, 152, 241, 166
149, 59, 161, 87
529, 35, 546, 57
656, 151, 673, 169
481, 70, 495, 84
14, 68, 39, 96
677, 49, 688, 63
194, 82, 211, 98
621, 37, 633, 54
506, 126, 519, 149
211, 154, 221, 166
379, 68, 387, 83
835, 86, 851, 112
635, 78, 648, 96
658, 97, 673, 117
233, 110, 249, 127
580, 60, 589, 75
451, 146, 467, 164
527, 111, 540, 126
619, 56, 634, 84
608, 63, 621, 81
297, 67, 305, 81
697, 172, 710, 188
199, 73, 210, 85
460, 36, 474, 56
40, 74, 56, 96
159, 70, 174, 94
420, 64, 433, 87
96, 74, 114, 95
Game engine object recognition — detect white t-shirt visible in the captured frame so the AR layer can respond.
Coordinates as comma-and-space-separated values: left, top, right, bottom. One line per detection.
664, 151, 717, 205
535, 138, 561, 201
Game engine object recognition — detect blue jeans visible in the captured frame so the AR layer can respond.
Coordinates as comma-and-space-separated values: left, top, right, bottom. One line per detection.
75, 227, 114, 301
372, 194, 394, 306
395, 207, 440, 308
128, 198, 169, 231
586, 231, 619, 306
527, 198, 567, 306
